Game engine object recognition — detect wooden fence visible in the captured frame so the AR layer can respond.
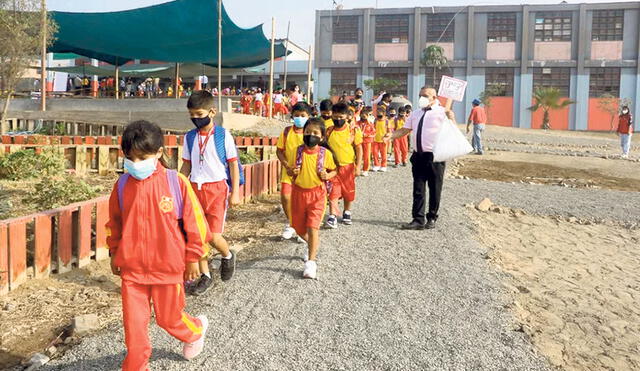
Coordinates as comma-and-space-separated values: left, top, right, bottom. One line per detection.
1, 135, 279, 176
0, 159, 281, 296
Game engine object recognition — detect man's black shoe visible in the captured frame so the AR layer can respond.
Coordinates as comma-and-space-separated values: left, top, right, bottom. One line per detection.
425, 220, 436, 229
191, 274, 213, 296
220, 251, 236, 281
401, 220, 425, 230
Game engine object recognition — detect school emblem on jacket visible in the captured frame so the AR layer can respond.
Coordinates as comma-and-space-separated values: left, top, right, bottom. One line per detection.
159, 196, 174, 213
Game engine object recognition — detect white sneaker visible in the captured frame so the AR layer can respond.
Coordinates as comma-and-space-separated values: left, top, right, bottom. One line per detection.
326, 215, 338, 229
380, 167, 388, 172
282, 225, 295, 240
621, 154, 629, 159
372, 166, 380, 172
362, 171, 369, 177
303, 260, 317, 279
182, 315, 208, 360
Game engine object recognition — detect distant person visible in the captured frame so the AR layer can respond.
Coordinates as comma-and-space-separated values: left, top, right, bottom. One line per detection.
617, 105, 633, 159
289, 84, 303, 107
393, 107, 409, 167
241, 89, 253, 115
107, 120, 211, 369
254, 88, 264, 116
350, 87, 365, 118
201, 75, 208, 90
467, 98, 487, 155
355, 106, 375, 176
372, 104, 390, 172
371, 91, 392, 117
180, 90, 239, 295
319, 99, 333, 129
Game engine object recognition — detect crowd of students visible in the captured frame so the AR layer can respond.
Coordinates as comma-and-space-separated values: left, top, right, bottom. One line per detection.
240, 84, 307, 119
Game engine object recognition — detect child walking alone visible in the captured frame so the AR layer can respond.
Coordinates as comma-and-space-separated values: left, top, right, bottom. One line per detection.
291, 118, 337, 279
107, 120, 211, 370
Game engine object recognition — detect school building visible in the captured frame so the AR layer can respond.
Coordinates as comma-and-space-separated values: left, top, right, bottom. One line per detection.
313, 3, 640, 131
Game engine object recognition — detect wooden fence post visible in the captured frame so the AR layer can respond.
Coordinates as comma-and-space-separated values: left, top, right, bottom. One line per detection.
94, 198, 110, 261
8, 220, 27, 290
57, 209, 74, 273
34, 214, 52, 279
78, 204, 93, 267
0, 224, 8, 295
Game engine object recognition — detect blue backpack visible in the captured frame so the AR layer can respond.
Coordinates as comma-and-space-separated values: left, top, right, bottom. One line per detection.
185, 126, 245, 187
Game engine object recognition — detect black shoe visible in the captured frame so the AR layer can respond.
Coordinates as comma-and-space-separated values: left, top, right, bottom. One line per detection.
220, 251, 236, 281
342, 212, 352, 225
401, 163, 408, 167
401, 220, 425, 230
425, 220, 436, 229
190, 274, 213, 296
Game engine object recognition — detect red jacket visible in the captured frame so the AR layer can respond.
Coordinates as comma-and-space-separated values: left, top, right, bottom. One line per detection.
356, 120, 376, 143
106, 165, 212, 285
618, 113, 633, 134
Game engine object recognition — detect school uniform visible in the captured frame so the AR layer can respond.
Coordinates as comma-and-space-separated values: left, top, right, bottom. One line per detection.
182, 126, 238, 234
393, 118, 409, 164
372, 119, 389, 168
327, 124, 363, 203
106, 165, 211, 371
241, 94, 253, 114
276, 125, 305, 196
254, 93, 264, 114
291, 147, 336, 236
356, 120, 375, 172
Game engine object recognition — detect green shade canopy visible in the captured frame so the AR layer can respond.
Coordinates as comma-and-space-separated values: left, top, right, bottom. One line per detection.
49, 0, 287, 68
41, 63, 250, 78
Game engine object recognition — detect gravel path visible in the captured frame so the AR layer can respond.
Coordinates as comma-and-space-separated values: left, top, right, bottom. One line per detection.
44, 166, 552, 371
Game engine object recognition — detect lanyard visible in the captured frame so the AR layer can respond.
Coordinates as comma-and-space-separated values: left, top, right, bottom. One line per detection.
198, 128, 215, 165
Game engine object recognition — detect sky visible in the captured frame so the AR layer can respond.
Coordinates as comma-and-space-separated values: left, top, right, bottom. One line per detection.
48, 0, 625, 50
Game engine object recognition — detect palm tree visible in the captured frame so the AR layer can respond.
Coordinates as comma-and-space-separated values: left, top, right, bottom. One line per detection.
420, 45, 448, 88
528, 87, 574, 130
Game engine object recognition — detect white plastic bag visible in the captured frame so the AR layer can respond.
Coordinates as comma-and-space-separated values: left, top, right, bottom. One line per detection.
432, 119, 473, 162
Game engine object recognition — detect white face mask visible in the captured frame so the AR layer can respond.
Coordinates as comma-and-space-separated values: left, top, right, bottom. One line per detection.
622, 109, 629, 114
367, 116, 375, 124
418, 96, 432, 109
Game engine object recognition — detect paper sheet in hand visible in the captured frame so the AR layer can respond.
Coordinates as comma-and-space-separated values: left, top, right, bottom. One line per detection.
437, 76, 467, 102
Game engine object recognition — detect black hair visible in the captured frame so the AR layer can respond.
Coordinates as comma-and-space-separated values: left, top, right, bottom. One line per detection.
319, 99, 333, 112
303, 117, 339, 168
376, 105, 386, 116
405, 104, 412, 111
382, 93, 392, 101
398, 107, 406, 114
355, 87, 363, 94
360, 106, 372, 116
187, 90, 215, 110
121, 120, 169, 167
332, 102, 350, 115
291, 102, 311, 115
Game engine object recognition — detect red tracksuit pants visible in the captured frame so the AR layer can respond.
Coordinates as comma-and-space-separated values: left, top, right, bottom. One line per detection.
372, 141, 388, 168
121, 280, 203, 371
393, 137, 408, 165
362, 141, 372, 171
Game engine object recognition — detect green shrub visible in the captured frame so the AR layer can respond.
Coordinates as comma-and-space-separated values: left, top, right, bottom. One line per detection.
23, 176, 97, 210
239, 151, 259, 165
230, 129, 263, 138
0, 148, 67, 180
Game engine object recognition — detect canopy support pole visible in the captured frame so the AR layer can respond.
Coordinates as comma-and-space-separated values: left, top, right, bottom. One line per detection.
306, 45, 312, 104
283, 21, 290, 91
40, 0, 47, 111
268, 17, 275, 118
174, 63, 180, 100
115, 58, 119, 100
217, 0, 222, 110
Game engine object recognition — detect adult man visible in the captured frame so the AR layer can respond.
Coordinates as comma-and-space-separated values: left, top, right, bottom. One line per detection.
391, 87, 454, 230
467, 98, 487, 155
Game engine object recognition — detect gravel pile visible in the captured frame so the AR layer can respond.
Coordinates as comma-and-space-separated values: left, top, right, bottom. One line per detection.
43, 166, 552, 371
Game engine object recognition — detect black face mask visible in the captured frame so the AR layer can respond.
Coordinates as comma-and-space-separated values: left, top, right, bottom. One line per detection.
303, 134, 321, 147
321, 114, 331, 120
191, 116, 211, 129
355, 94, 362, 98
332, 118, 346, 128
389, 113, 396, 117
377, 114, 383, 119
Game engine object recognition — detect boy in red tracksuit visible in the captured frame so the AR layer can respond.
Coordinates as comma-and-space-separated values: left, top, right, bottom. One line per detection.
107, 120, 212, 370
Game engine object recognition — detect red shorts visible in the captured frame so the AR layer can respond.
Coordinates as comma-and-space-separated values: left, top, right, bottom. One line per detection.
329, 163, 356, 202
281, 182, 292, 196
191, 180, 228, 234
291, 185, 326, 236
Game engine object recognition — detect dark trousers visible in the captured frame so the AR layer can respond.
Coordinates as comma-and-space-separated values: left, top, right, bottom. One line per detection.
410, 152, 445, 224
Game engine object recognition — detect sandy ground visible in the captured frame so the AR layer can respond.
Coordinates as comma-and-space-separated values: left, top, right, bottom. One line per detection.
469, 207, 640, 370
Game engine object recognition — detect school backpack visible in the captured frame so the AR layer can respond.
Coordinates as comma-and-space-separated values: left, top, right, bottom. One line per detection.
294, 145, 333, 194
185, 126, 245, 187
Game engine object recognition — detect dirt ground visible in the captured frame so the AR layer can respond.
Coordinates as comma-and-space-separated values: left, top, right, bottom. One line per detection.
0, 195, 284, 369
457, 151, 640, 192
469, 208, 640, 371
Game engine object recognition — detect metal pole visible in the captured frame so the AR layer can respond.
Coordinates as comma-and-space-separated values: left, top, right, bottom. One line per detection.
283, 21, 290, 91
174, 63, 180, 99
115, 58, 119, 100
217, 0, 222, 110
268, 17, 275, 118
40, 0, 47, 111
306, 45, 312, 104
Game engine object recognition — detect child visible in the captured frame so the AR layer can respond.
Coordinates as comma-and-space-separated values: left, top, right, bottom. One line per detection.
241, 89, 253, 115
372, 105, 390, 172
254, 88, 264, 116
291, 118, 337, 278
617, 105, 633, 158
180, 90, 239, 296
107, 120, 211, 369
273, 89, 288, 119
276, 102, 310, 239
325, 102, 363, 228
319, 99, 334, 129
356, 106, 375, 176
393, 107, 409, 167
386, 107, 398, 162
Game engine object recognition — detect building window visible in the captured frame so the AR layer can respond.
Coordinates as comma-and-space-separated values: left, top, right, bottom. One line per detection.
485, 68, 514, 96
487, 13, 516, 42
332, 15, 359, 44
591, 10, 624, 41
426, 13, 455, 43
589, 67, 620, 97
424, 68, 449, 91
534, 11, 572, 42
533, 67, 571, 96
330, 68, 358, 96
374, 67, 408, 96
375, 15, 409, 43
